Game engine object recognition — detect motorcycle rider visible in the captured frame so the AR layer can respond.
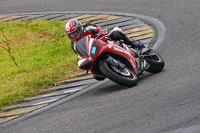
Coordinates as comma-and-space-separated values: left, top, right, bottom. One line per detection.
65, 19, 144, 80
65, 19, 144, 52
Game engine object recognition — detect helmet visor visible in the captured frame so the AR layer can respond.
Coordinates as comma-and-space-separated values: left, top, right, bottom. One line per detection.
67, 25, 82, 40
68, 30, 79, 40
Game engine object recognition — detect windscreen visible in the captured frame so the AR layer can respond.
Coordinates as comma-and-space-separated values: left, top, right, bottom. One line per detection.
76, 37, 89, 57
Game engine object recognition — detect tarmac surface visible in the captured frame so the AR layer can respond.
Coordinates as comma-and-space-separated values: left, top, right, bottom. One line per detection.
1, 0, 200, 133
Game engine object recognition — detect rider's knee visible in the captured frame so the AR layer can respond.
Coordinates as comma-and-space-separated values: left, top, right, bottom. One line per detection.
110, 31, 121, 41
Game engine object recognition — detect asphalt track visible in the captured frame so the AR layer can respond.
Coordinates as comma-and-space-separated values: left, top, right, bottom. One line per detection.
1, 0, 200, 133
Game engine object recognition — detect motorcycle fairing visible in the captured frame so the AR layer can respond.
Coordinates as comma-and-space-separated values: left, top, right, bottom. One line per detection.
76, 36, 138, 74
97, 41, 138, 74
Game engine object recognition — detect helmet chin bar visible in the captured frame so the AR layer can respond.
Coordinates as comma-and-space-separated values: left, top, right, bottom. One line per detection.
68, 28, 82, 40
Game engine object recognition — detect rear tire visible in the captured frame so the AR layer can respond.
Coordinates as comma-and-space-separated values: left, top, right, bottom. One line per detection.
99, 61, 137, 87
144, 49, 164, 73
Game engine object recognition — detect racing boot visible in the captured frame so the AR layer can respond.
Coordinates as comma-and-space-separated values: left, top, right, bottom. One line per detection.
131, 40, 145, 49
123, 35, 144, 49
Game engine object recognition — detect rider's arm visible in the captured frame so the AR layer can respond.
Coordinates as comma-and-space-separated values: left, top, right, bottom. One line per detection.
83, 23, 102, 36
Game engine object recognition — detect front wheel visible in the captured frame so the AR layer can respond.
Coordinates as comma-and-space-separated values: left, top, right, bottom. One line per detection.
99, 60, 137, 87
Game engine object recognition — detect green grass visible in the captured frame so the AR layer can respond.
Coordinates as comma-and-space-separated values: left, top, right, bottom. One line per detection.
0, 20, 82, 109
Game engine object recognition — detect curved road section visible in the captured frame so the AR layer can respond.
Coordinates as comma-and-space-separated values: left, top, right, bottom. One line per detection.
0, 11, 164, 122
0, 11, 166, 130
1, 8, 200, 133
1, 0, 200, 133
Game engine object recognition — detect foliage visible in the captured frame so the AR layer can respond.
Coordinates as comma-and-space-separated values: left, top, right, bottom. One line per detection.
0, 20, 81, 109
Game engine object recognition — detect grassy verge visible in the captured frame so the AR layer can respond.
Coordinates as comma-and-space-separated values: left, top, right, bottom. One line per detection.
0, 20, 82, 109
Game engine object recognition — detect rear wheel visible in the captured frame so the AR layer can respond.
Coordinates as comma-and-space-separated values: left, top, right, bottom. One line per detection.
99, 59, 137, 87
144, 49, 164, 73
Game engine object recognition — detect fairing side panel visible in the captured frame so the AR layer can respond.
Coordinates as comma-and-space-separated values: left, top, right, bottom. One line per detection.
97, 41, 138, 74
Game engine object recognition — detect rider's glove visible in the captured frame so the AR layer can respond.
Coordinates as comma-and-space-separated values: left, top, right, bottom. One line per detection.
96, 29, 108, 38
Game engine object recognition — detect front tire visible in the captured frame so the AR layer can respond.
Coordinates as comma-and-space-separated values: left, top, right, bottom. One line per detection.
99, 61, 137, 87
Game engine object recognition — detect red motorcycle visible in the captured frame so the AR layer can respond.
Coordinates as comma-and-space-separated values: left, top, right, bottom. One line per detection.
75, 34, 164, 87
